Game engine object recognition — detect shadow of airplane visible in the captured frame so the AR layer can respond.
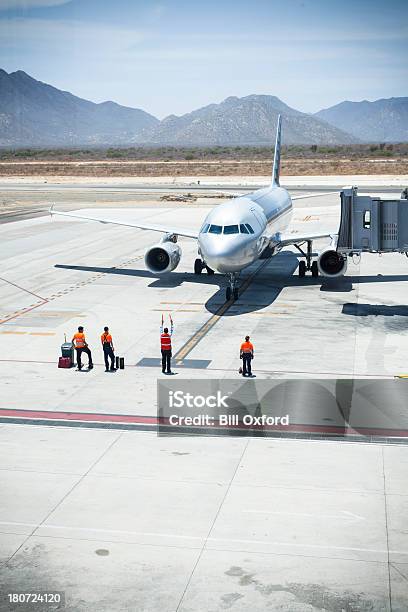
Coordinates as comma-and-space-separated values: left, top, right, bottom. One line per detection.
342, 303, 408, 317
55, 251, 408, 316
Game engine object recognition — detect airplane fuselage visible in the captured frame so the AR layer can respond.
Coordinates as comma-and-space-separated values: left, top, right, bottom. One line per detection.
198, 184, 292, 274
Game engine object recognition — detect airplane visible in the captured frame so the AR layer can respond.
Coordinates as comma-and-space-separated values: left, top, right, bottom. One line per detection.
50, 115, 346, 302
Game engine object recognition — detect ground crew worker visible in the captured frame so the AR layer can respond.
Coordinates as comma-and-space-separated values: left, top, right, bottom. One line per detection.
101, 326, 116, 372
240, 335, 254, 377
72, 326, 93, 371
160, 314, 174, 374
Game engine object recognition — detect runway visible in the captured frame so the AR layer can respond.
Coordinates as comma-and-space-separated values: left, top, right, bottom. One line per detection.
0, 179, 407, 610
0, 183, 329, 225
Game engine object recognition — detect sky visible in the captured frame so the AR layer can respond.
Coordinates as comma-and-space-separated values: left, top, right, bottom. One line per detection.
0, 0, 407, 118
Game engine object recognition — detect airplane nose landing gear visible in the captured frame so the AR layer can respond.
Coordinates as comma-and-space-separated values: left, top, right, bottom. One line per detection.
194, 258, 214, 275
226, 273, 239, 301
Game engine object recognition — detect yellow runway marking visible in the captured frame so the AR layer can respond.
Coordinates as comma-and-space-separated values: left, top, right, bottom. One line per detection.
249, 311, 291, 316
177, 309, 202, 313
29, 332, 56, 336
160, 302, 205, 305
0, 330, 56, 336
174, 258, 270, 363
153, 308, 201, 313
152, 309, 173, 312
301, 215, 320, 222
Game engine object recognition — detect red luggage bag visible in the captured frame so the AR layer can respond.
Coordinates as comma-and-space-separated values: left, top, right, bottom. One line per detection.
58, 356, 72, 368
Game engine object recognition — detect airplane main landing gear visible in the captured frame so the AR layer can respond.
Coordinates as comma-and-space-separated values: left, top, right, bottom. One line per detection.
226, 273, 239, 301
194, 258, 203, 274
194, 258, 214, 275
296, 240, 319, 278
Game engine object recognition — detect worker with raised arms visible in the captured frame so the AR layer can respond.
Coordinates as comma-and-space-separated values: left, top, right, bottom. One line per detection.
160, 314, 174, 374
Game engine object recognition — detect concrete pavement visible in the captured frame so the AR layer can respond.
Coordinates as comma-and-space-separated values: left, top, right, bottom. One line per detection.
0, 426, 407, 611
0, 182, 408, 610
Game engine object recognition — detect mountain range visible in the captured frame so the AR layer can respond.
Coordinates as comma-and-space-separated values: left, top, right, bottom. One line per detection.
315, 97, 408, 143
141, 95, 354, 146
0, 69, 406, 147
0, 69, 158, 147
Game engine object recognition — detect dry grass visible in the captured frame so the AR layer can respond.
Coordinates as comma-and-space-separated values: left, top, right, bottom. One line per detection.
0, 158, 407, 176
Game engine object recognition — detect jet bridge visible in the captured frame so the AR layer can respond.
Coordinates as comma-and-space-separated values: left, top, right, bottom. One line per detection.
337, 187, 408, 255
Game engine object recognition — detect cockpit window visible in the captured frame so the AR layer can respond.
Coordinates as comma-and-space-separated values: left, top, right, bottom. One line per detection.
201, 223, 210, 233
245, 223, 254, 234
240, 224, 249, 234
208, 224, 222, 234
223, 225, 239, 234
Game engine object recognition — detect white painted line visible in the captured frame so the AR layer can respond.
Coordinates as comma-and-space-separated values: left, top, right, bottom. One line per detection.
243, 510, 365, 522
0, 521, 405, 556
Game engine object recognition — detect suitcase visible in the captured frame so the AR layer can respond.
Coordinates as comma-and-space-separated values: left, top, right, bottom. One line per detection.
61, 342, 74, 361
58, 356, 72, 368
115, 356, 125, 370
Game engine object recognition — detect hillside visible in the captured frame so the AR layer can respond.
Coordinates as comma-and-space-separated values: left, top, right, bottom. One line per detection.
5, 70, 405, 146
143, 95, 356, 146
0, 69, 159, 147
315, 97, 408, 142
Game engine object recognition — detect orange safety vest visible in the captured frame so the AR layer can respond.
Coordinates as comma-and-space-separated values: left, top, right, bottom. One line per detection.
101, 333, 112, 345
73, 332, 86, 348
161, 333, 172, 351
240, 341, 254, 353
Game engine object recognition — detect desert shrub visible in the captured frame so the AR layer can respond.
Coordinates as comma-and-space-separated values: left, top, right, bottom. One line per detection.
106, 149, 124, 158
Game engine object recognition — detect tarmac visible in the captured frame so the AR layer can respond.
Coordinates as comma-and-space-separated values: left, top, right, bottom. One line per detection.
0, 177, 407, 611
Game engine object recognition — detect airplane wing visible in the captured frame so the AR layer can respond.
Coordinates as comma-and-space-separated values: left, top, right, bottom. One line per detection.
212, 190, 337, 200
290, 191, 337, 201
274, 192, 338, 246
277, 231, 336, 247
49, 206, 199, 239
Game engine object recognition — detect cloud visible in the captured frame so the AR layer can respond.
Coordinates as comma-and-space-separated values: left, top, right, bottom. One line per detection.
0, 17, 147, 53
0, 0, 71, 10
1, 13, 406, 117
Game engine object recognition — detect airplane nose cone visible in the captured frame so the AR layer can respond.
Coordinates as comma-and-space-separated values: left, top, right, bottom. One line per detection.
199, 235, 247, 273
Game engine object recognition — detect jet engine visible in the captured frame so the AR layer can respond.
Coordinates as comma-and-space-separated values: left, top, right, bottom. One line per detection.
144, 241, 182, 273
317, 248, 347, 278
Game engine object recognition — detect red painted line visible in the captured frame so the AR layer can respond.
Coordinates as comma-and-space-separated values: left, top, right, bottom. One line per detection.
0, 276, 46, 301
0, 408, 157, 424
0, 408, 407, 437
